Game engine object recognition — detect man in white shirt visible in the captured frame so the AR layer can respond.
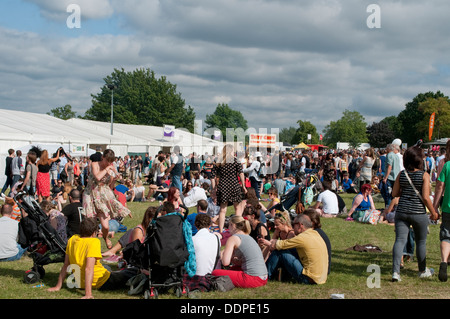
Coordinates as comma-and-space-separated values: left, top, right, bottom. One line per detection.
0, 204, 27, 261
192, 214, 220, 276
312, 181, 339, 217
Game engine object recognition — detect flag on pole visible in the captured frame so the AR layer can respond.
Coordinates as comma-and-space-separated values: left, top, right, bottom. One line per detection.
428, 112, 435, 141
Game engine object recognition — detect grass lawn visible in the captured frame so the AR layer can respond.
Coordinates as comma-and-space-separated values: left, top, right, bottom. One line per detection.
1, 189, 450, 300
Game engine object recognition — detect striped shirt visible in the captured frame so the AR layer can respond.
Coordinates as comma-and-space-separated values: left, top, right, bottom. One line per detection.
396, 170, 426, 214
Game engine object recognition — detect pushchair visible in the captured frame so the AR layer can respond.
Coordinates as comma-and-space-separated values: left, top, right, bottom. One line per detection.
14, 191, 67, 284
123, 204, 192, 299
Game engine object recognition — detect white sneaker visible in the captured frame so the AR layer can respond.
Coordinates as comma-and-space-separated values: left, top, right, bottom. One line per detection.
419, 268, 434, 279
392, 272, 401, 282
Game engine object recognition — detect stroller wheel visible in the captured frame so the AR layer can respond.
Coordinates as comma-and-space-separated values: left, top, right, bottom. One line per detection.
145, 288, 158, 299
24, 270, 40, 284
35, 265, 45, 280
175, 286, 182, 298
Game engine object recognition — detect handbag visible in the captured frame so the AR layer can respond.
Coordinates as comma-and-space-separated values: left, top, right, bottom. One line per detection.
361, 209, 381, 225
205, 274, 235, 292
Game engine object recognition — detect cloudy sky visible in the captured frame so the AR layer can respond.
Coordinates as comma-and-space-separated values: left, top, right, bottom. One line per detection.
1, 0, 449, 135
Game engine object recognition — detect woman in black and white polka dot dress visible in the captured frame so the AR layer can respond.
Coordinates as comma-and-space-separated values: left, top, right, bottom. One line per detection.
211, 144, 247, 233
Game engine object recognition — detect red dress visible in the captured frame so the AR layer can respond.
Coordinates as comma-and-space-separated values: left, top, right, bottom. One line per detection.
36, 163, 51, 197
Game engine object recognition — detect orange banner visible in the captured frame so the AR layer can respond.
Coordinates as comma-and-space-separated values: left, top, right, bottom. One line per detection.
429, 112, 435, 141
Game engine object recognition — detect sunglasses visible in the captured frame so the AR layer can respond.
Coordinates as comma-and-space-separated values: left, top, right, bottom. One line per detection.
275, 212, 287, 221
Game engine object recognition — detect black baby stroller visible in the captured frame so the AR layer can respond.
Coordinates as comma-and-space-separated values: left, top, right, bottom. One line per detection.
267, 171, 321, 222
15, 191, 67, 284
123, 205, 191, 299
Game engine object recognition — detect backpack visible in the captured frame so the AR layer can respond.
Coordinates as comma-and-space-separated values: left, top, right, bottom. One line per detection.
257, 162, 267, 178
301, 186, 314, 206
290, 158, 299, 171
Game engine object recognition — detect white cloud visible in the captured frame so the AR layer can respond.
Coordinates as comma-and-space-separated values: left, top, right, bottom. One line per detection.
25, 0, 114, 20
2, 0, 450, 134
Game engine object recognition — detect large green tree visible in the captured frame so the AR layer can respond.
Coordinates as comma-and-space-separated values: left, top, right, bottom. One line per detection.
397, 91, 447, 146
278, 126, 297, 145
367, 121, 395, 148
83, 68, 196, 132
417, 96, 450, 141
323, 109, 368, 148
205, 104, 248, 141
291, 120, 320, 145
47, 104, 77, 120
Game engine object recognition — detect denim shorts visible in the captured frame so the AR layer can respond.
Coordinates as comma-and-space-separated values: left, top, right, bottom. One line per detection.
440, 212, 450, 243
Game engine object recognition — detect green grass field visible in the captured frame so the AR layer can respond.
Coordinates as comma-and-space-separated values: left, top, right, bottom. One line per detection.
1, 190, 450, 300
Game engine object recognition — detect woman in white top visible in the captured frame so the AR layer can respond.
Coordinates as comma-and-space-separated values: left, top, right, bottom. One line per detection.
359, 148, 375, 186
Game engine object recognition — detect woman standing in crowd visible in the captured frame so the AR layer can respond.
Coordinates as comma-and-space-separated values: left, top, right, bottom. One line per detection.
391, 145, 439, 282
358, 148, 375, 189
211, 144, 247, 233
83, 149, 132, 249
212, 216, 268, 288
36, 148, 61, 202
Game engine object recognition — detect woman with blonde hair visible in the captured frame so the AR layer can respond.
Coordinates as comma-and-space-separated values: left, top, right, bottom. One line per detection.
211, 144, 247, 233
36, 148, 61, 202
212, 215, 268, 288
259, 210, 295, 261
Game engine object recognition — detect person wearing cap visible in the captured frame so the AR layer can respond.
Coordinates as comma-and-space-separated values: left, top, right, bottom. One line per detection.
243, 152, 264, 200
392, 138, 404, 171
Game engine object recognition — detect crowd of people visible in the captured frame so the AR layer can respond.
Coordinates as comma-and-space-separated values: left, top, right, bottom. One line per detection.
0, 136, 449, 298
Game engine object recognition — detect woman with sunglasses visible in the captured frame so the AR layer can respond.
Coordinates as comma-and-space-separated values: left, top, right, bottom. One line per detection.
258, 210, 295, 261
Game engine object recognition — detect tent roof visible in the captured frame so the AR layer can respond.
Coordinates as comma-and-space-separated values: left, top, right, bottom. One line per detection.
294, 142, 310, 149
0, 108, 221, 149
67, 118, 222, 147
0, 109, 125, 144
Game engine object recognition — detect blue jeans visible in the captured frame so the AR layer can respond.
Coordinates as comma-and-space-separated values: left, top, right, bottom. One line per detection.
392, 212, 429, 274
266, 249, 312, 284
380, 179, 394, 207
0, 244, 27, 262
249, 176, 261, 199
170, 174, 183, 194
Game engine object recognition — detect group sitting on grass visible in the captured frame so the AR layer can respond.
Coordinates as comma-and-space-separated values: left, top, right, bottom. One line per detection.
3, 141, 450, 299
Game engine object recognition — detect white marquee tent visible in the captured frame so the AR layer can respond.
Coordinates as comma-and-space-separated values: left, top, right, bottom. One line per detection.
0, 109, 223, 186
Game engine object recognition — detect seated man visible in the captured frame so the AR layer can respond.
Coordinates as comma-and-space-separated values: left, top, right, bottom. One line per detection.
312, 180, 339, 217
192, 214, 221, 276
261, 214, 328, 285
47, 217, 138, 299
0, 204, 27, 262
